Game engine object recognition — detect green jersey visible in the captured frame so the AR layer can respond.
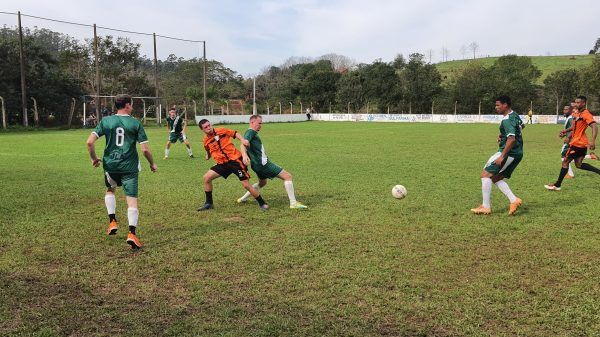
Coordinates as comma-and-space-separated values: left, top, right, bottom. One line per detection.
244, 129, 268, 168
93, 114, 148, 173
564, 115, 573, 138
498, 111, 524, 156
166, 115, 184, 134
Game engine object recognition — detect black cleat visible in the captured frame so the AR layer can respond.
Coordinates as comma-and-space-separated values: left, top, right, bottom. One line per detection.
189, 154, 194, 159
197, 203, 214, 211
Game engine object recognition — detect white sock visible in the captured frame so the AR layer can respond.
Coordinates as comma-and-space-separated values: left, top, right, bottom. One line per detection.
165, 148, 170, 157
127, 208, 139, 228
568, 163, 574, 177
495, 180, 517, 203
105, 194, 116, 214
284, 181, 297, 205
187, 147, 193, 156
240, 183, 259, 201
481, 178, 492, 208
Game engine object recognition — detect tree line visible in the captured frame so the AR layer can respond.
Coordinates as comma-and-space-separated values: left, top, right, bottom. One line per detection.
1, 26, 599, 127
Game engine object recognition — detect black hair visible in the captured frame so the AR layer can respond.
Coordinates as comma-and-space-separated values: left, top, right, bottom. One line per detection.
495, 95, 511, 107
114, 94, 132, 110
198, 119, 210, 127
576, 95, 587, 102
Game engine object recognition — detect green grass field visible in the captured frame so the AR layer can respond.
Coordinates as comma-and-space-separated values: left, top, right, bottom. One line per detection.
436, 54, 596, 84
2, 121, 600, 336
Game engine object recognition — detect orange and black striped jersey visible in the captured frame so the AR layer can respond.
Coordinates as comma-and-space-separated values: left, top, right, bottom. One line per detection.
203, 128, 242, 164
569, 109, 596, 148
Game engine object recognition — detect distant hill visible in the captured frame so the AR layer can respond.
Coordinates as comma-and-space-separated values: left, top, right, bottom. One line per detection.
435, 54, 596, 84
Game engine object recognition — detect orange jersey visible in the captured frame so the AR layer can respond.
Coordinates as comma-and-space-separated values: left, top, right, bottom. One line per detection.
203, 128, 242, 164
569, 109, 596, 148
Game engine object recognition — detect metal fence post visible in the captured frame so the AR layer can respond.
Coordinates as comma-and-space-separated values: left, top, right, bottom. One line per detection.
18, 11, 28, 127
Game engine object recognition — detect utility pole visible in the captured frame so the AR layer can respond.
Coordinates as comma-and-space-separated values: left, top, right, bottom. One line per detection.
18, 12, 28, 127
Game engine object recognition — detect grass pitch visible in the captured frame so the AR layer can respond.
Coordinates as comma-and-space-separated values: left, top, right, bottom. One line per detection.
2, 121, 600, 336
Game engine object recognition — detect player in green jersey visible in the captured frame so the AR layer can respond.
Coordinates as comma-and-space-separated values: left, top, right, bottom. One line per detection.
560, 105, 576, 179
86, 94, 157, 249
471, 95, 524, 216
236, 115, 308, 209
164, 109, 194, 159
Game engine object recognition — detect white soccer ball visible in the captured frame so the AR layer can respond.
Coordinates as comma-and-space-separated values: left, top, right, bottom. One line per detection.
392, 185, 407, 199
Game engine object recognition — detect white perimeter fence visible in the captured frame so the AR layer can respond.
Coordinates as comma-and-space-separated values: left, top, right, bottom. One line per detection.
196, 113, 600, 125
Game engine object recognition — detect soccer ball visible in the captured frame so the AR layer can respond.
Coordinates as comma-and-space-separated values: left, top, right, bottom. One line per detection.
392, 185, 407, 199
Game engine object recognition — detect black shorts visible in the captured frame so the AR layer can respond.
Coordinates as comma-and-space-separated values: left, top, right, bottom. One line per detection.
565, 146, 587, 160
211, 160, 250, 181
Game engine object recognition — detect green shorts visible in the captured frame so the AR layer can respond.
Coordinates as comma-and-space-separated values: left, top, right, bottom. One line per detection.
561, 143, 569, 158
104, 172, 139, 197
169, 132, 187, 143
252, 161, 283, 180
483, 152, 523, 179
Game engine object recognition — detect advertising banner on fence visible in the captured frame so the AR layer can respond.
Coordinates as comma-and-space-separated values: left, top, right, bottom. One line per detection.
311, 113, 582, 124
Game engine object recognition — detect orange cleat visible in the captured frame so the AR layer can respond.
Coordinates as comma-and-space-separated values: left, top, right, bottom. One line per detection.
107, 219, 118, 235
470, 205, 491, 215
565, 174, 574, 179
590, 153, 598, 160
508, 198, 522, 216
126, 232, 142, 249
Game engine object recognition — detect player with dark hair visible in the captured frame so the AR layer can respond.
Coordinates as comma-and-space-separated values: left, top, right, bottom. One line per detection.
164, 109, 194, 159
236, 115, 308, 209
197, 119, 268, 211
471, 95, 524, 215
545, 95, 600, 191
86, 94, 157, 249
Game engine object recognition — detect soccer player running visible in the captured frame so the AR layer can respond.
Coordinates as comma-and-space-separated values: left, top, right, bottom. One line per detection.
559, 105, 577, 179
86, 94, 157, 249
197, 119, 269, 211
236, 115, 308, 209
471, 95, 524, 215
545, 95, 600, 191
164, 109, 194, 159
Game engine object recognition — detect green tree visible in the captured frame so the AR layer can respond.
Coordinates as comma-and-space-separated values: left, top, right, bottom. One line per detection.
542, 69, 579, 115
400, 53, 442, 113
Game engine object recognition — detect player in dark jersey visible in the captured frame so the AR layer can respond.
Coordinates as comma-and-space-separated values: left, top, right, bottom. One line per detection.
86, 94, 157, 249
164, 109, 194, 159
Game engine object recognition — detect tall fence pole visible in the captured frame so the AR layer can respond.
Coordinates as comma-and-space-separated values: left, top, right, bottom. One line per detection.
0, 96, 6, 129
153, 33, 160, 125
93, 24, 101, 121
203, 41, 207, 115
18, 11, 28, 127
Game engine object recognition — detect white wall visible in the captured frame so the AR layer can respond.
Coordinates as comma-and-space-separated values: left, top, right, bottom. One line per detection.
195, 114, 309, 125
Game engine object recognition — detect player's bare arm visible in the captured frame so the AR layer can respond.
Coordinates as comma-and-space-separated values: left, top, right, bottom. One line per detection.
590, 123, 597, 151
86, 133, 101, 167
140, 143, 157, 172
494, 136, 515, 167
235, 131, 250, 147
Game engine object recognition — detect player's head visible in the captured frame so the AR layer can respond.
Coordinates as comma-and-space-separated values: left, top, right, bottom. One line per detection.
563, 105, 572, 116
198, 119, 213, 134
495, 95, 511, 114
169, 109, 176, 118
575, 95, 587, 109
114, 94, 133, 113
249, 114, 263, 131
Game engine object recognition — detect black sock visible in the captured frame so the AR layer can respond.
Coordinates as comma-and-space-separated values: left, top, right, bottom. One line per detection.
129, 226, 136, 235
205, 191, 213, 204
580, 163, 600, 175
109, 214, 116, 222
555, 167, 569, 187
255, 195, 266, 206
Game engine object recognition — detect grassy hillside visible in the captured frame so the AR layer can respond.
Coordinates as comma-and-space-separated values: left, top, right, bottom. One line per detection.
436, 54, 597, 84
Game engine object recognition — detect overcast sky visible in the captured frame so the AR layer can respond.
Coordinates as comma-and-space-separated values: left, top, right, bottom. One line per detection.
1, 0, 598, 76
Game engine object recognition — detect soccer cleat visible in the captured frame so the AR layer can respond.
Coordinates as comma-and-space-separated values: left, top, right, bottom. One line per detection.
236, 197, 247, 203
590, 153, 598, 160
470, 205, 491, 215
544, 184, 561, 191
189, 155, 195, 159
163, 156, 168, 160
508, 198, 522, 216
259, 204, 269, 211
107, 219, 118, 235
565, 174, 574, 179
126, 232, 142, 249
197, 203, 214, 211
290, 202, 308, 210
